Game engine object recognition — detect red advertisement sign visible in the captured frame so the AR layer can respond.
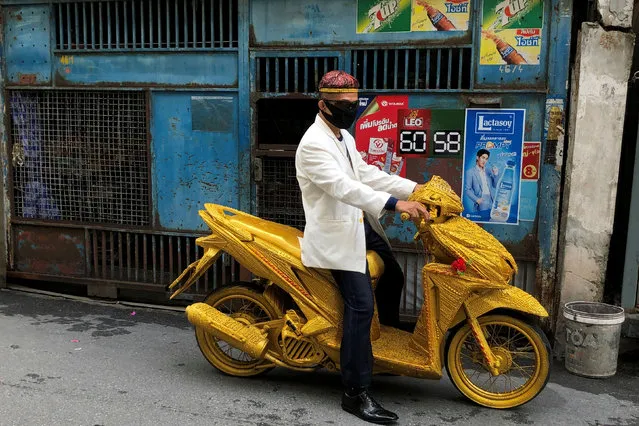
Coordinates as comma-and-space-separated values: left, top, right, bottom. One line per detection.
522, 142, 541, 181
517, 29, 542, 37
355, 95, 409, 178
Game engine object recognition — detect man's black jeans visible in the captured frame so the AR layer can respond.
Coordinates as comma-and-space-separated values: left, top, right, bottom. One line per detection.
330, 219, 405, 388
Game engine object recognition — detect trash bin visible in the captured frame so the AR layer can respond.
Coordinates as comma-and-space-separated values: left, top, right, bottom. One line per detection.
563, 301, 625, 378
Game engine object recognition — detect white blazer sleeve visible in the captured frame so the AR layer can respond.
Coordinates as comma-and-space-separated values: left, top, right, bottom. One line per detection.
297, 141, 392, 217
351, 144, 417, 200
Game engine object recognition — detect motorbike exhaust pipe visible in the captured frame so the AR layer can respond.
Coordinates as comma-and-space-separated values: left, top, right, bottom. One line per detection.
185, 303, 269, 359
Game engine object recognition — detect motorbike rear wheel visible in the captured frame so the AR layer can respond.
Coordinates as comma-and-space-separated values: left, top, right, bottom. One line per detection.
445, 314, 551, 409
196, 282, 280, 377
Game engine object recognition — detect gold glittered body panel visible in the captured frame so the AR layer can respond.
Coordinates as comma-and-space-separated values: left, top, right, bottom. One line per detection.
170, 176, 550, 408
406, 175, 517, 284
429, 216, 518, 283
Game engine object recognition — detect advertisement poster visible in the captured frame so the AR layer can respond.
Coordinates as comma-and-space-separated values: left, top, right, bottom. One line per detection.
397, 109, 431, 157
519, 141, 541, 221
395, 108, 466, 158
354, 95, 409, 177
480, 0, 544, 65
522, 142, 541, 181
357, 0, 412, 33
461, 109, 525, 225
411, 0, 470, 31
357, 0, 468, 33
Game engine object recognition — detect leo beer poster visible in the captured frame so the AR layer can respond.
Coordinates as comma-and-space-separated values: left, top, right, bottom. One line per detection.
480, 0, 544, 65
354, 95, 409, 178
461, 109, 525, 225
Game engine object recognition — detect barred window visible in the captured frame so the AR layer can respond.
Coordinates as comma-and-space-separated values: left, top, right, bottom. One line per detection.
351, 47, 472, 91
54, 0, 238, 51
254, 56, 340, 93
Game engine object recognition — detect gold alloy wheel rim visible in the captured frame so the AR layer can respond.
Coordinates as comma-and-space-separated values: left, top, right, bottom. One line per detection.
447, 315, 549, 409
195, 287, 277, 376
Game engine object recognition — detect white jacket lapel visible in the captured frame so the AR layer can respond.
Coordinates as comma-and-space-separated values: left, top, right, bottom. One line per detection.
314, 115, 356, 178
342, 134, 361, 181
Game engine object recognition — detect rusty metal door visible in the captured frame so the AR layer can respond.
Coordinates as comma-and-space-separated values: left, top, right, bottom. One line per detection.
1, 1, 245, 301
249, 0, 573, 319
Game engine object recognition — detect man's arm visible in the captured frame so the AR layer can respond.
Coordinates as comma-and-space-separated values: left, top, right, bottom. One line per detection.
383, 196, 429, 219
352, 146, 417, 199
297, 142, 392, 217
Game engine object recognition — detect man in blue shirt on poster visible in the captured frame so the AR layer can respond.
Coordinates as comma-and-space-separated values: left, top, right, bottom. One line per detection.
464, 149, 499, 212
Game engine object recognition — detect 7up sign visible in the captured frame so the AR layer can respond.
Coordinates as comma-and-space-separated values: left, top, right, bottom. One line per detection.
358, 0, 411, 33
367, 0, 399, 31
496, 0, 529, 26
483, 0, 543, 31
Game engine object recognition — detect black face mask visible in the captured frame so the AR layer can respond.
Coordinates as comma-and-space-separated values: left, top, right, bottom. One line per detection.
322, 100, 358, 130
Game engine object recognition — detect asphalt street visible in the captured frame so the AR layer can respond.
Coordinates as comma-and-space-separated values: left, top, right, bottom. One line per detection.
1, 288, 638, 426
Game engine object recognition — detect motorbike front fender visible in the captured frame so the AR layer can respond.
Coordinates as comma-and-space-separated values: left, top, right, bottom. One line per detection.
450, 285, 548, 329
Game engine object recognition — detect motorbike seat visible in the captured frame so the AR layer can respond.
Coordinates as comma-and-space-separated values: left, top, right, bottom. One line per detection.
225, 212, 304, 258
222, 209, 385, 280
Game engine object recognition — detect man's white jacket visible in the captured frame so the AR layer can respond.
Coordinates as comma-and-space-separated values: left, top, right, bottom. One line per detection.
295, 115, 417, 274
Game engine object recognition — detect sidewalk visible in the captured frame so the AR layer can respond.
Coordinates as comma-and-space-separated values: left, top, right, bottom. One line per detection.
1, 287, 638, 426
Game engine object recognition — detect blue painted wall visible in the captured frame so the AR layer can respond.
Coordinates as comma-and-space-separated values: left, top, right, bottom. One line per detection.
53, 52, 239, 87
150, 91, 240, 231
250, 0, 472, 46
2, 2, 245, 233
4, 5, 52, 85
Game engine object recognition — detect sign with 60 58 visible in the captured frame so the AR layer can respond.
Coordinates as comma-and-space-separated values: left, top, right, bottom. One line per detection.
396, 109, 465, 158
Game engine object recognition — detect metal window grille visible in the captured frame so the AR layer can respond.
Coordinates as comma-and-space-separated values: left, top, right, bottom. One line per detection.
9, 90, 150, 227
87, 229, 238, 295
255, 56, 340, 93
257, 157, 305, 229
351, 48, 472, 91
53, 0, 238, 51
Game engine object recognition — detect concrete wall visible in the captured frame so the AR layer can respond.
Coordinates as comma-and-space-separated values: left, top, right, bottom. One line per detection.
555, 22, 634, 354
597, 0, 634, 27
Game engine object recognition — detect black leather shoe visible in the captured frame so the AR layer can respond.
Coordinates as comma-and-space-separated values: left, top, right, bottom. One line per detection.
341, 388, 399, 424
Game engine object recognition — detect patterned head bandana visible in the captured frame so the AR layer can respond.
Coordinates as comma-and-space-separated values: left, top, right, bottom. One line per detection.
318, 70, 360, 94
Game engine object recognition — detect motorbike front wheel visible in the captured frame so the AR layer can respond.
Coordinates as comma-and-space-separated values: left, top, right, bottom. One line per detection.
445, 314, 551, 409
196, 282, 281, 377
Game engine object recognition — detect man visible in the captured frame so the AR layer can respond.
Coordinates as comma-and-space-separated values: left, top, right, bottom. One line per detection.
464, 149, 499, 212
295, 70, 428, 425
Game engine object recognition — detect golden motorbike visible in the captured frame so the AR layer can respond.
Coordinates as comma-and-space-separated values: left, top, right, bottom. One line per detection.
169, 176, 550, 409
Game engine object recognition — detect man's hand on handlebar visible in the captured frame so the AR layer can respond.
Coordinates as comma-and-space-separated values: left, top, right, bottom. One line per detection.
396, 201, 430, 221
